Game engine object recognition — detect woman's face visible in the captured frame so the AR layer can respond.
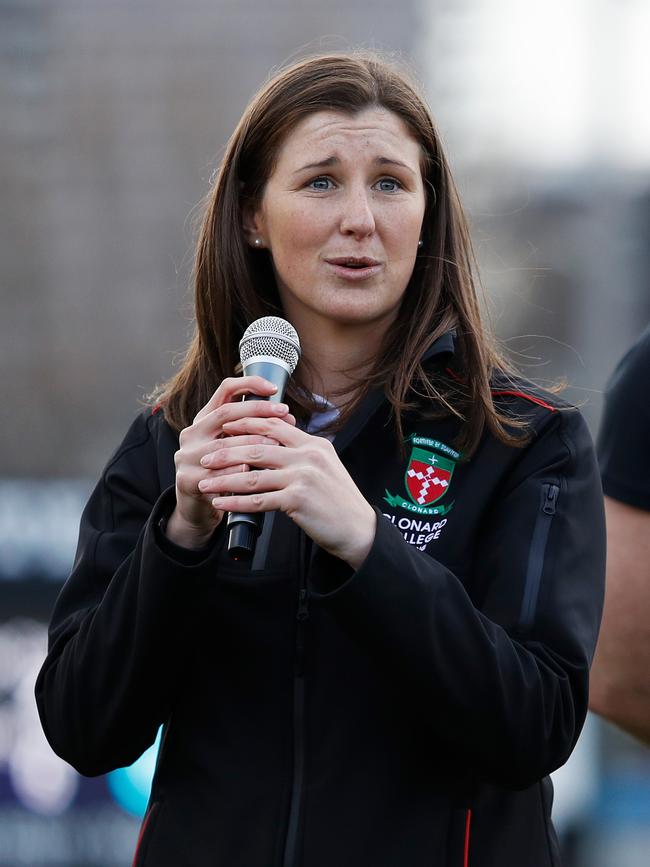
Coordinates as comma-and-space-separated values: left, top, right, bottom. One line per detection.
247, 107, 427, 333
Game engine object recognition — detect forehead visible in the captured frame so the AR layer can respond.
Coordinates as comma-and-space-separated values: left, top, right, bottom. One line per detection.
274, 107, 423, 168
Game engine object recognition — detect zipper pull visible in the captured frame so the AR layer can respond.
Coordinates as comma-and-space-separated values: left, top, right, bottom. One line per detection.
543, 484, 559, 515
297, 588, 310, 621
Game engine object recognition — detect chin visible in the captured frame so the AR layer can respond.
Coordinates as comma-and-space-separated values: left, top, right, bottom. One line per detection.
322, 291, 391, 319
281, 285, 401, 330
324, 307, 395, 327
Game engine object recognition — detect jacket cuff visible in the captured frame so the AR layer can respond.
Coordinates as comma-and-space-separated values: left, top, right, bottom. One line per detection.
151, 486, 224, 566
309, 507, 388, 597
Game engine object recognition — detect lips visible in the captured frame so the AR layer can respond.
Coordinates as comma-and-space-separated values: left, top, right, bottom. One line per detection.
324, 257, 382, 283
325, 256, 381, 269
324, 256, 383, 281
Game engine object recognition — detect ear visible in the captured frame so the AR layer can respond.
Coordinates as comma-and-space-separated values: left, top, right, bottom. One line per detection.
242, 201, 266, 249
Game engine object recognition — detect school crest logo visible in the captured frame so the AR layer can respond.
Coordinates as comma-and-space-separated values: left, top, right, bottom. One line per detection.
384, 434, 459, 516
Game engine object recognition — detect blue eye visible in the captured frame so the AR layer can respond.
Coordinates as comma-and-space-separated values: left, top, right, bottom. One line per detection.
309, 177, 334, 191
376, 178, 401, 193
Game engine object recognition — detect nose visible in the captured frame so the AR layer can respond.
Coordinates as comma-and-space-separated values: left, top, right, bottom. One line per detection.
339, 185, 376, 239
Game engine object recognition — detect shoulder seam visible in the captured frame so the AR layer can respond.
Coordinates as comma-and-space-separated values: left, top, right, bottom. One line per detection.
103, 413, 154, 478
556, 406, 579, 468
102, 413, 156, 531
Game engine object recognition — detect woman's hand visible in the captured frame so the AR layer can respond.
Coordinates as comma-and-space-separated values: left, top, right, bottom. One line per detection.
166, 376, 296, 549
197, 415, 377, 569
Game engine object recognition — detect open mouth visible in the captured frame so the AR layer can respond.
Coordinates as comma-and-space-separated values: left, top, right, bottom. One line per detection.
326, 257, 381, 270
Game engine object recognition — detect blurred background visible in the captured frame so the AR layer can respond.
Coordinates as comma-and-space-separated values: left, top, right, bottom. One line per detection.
1, 0, 649, 864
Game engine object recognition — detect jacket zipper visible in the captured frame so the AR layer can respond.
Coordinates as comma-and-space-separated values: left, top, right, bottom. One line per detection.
282, 531, 310, 867
519, 482, 559, 630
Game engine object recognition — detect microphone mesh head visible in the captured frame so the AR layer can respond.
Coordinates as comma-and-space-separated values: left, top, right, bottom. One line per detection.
239, 316, 301, 373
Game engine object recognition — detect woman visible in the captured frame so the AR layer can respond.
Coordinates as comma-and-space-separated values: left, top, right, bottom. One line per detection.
36, 53, 605, 867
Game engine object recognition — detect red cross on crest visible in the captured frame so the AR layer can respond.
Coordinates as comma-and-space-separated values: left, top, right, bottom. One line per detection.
405, 448, 454, 507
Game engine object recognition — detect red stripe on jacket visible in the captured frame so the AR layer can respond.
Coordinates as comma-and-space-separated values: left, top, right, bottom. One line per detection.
464, 808, 472, 867
490, 390, 558, 412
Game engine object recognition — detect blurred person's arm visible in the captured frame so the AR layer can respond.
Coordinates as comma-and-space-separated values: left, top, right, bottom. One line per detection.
591, 325, 650, 745
589, 496, 650, 745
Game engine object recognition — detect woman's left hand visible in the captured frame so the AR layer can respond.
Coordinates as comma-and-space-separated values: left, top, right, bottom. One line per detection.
197, 415, 376, 569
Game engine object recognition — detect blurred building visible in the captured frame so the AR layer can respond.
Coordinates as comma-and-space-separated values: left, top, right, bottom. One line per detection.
418, 0, 650, 430
0, 0, 423, 478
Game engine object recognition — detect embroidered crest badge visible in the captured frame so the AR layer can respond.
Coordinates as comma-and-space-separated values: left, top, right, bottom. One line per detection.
384, 434, 459, 516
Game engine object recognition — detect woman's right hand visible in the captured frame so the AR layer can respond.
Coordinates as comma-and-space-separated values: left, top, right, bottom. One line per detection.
165, 376, 296, 549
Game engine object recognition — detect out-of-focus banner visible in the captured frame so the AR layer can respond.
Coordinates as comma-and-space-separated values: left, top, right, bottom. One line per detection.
0, 480, 157, 866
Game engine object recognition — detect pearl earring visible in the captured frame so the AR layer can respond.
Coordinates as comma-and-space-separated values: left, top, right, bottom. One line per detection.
418, 239, 424, 249
254, 238, 262, 247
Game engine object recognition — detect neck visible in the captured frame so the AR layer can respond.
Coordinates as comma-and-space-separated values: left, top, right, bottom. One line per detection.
294, 318, 389, 405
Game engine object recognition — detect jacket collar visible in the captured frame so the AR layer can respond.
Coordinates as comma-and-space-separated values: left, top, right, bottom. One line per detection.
422, 329, 456, 363
333, 330, 457, 455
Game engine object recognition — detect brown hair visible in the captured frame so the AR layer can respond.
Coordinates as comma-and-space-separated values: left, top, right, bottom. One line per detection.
152, 51, 528, 456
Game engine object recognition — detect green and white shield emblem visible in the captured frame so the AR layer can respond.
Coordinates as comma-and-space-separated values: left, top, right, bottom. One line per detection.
384, 435, 459, 516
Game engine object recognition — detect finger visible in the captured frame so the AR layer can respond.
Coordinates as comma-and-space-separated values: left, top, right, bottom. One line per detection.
177, 449, 257, 490
200, 443, 288, 471
194, 376, 279, 422
193, 400, 291, 438
220, 415, 308, 446
189, 435, 280, 461
176, 435, 279, 471
220, 434, 281, 448
210, 491, 283, 514
176, 466, 227, 502
199, 467, 289, 496
200, 461, 251, 479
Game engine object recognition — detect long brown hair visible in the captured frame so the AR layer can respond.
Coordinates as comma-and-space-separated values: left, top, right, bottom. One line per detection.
152, 51, 528, 456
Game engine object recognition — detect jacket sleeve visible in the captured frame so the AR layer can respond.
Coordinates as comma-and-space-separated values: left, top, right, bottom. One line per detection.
35, 411, 222, 776
310, 408, 605, 790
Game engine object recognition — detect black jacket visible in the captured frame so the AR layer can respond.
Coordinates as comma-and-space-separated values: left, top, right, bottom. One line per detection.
36, 349, 605, 867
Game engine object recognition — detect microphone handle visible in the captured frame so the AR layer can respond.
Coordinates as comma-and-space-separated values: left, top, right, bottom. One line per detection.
226, 360, 290, 560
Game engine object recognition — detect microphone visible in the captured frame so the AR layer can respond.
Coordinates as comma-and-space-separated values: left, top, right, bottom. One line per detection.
227, 316, 301, 560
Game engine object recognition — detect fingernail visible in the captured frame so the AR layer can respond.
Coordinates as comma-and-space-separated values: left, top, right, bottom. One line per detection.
198, 479, 209, 490
200, 455, 210, 466
273, 403, 288, 412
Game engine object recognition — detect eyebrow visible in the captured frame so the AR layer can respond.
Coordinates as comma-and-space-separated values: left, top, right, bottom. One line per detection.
293, 155, 417, 176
